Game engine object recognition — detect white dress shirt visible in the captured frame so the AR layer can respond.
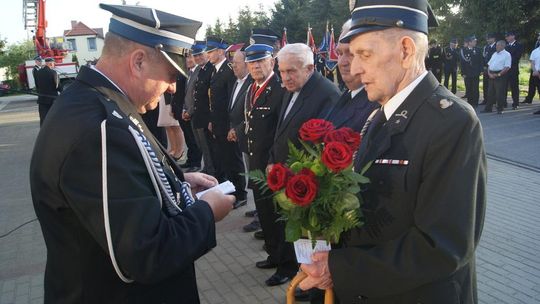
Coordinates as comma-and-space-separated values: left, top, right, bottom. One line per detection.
350, 86, 365, 99
383, 71, 428, 120
213, 58, 226, 73
488, 50, 512, 72
530, 47, 540, 71
283, 92, 300, 118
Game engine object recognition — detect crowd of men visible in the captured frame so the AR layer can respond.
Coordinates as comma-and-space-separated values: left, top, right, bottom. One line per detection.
426, 31, 540, 114
29, 0, 489, 303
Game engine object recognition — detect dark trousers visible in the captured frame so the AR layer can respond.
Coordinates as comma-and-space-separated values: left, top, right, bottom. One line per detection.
432, 66, 443, 83
252, 184, 298, 277
191, 123, 215, 175
464, 75, 480, 107
211, 135, 246, 200
507, 65, 520, 107
38, 103, 52, 126
485, 74, 509, 112
444, 68, 457, 93
179, 119, 201, 167
482, 70, 489, 102
524, 71, 540, 103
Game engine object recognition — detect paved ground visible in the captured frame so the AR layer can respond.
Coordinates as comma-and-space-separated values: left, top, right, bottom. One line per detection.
0, 94, 539, 304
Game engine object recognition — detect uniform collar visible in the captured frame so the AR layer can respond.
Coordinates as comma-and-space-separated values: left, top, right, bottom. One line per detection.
213, 57, 226, 72
383, 71, 428, 120
350, 86, 364, 99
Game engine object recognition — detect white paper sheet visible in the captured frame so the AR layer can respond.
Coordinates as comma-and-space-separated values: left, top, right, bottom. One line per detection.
293, 239, 332, 264
195, 180, 236, 199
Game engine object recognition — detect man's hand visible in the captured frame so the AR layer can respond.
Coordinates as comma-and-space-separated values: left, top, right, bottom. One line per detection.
227, 129, 237, 142
299, 252, 333, 290
200, 191, 234, 222
266, 164, 274, 174
182, 111, 191, 121
184, 172, 218, 194
208, 122, 213, 133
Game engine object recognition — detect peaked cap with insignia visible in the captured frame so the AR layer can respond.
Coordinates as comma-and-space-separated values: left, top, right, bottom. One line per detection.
341, 0, 439, 43
244, 29, 279, 62
205, 36, 228, 52
100, 3, 202, 77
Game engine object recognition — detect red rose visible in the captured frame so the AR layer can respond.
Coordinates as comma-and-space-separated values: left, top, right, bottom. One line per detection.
324, 127, 362, 152
285, 170, 318, 206
299, 119, 335, 143
267, 163, 292, 191
321, 142, 353, 173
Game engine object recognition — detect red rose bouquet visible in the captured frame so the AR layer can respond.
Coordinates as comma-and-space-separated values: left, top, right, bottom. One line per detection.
250, 119, 370, 247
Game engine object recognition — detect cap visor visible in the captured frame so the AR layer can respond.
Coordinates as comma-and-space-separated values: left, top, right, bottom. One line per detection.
160, 50, 188, 78
339, 25, 388, 43
245, 53, 272, 63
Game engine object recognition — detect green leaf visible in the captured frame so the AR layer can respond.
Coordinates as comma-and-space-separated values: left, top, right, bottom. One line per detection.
299, 139, 320, 159
285, 220, 302, 242
360, 161, 373, 175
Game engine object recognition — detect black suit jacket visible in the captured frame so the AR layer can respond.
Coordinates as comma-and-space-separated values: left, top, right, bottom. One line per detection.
462, 47, 483, 77
192, 61, 213, 129
483, 43, 497, 66
506, 41, 524, 68
228, 75, 252, 129
242, 74, 285, 169
32, 65, 40, 90
443, 47, 459, 71
209, 59, 236, 139
329, 73, 486, 304
270, 71, 340, 164
324, 88, 379, 132
30, 66, 216, 304
35, 66, 59, 105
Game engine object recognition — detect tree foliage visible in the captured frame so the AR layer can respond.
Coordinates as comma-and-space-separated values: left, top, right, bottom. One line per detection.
0, 40, 35, 80
205, 0, 540, 54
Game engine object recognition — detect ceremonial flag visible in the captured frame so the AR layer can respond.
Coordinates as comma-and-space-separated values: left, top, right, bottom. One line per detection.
306, 24, 316, 52
318, 21, 330, 53
325, 26, 338, 71
281, 27, 288, 47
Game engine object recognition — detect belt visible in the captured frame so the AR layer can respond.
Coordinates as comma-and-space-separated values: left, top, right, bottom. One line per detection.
489, 70, 502, 73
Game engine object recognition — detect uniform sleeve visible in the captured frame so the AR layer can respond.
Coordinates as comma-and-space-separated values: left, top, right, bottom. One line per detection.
59, 121, 216, 284
329, 110, 487, 297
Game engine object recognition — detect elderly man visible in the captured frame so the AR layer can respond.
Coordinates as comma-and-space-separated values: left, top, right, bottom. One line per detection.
299, 1, 487, 303
325, 19, 378, 131
484, 40, 511, 114
35, 57, 59, 125
30, 5, 233, 303
266, 43, 340, 286
240, 33, 287, 285
32, 55, 42, 89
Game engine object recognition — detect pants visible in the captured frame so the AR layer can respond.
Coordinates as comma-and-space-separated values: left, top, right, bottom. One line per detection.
483, 70, 489, 102
432, 66, 443, 83
211, 135, 247, 200
191, 122, 215, 175
524, 71, 540, 103
179, 119, 201, 167
252, 184, 298, 277
38, 103, 52, 126
444, 68, 457, 93
485, 73, 509, 112
507, 65, 520, 107
464, 75, 480, 107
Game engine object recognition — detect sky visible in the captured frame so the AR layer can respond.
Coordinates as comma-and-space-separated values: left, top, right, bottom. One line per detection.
1, 0, 278, 44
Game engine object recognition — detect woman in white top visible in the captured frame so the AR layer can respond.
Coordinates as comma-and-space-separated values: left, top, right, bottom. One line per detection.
157, 94, 185, 160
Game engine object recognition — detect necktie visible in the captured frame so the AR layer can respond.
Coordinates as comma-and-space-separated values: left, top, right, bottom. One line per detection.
361, 108, 386, 139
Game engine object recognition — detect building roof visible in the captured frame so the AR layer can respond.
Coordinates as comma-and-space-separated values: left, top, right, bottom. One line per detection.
64, 21, 104, 39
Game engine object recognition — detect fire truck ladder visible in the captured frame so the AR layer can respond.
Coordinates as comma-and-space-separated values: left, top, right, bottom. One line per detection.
23, 0, 38, 31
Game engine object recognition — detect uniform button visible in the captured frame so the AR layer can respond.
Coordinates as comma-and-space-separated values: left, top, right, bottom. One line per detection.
249, 128, 252, 131
250, 152, 253, 156
262, 114, 265, 117
250, 115, 253, 118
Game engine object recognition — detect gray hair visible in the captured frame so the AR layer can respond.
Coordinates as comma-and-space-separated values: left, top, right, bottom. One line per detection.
378, 28, 428, 71
277, 43, 314, 67
496, 40, 506, 47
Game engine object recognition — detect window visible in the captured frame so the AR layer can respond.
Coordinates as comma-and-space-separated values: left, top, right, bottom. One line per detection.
67, 39, 77, 51
87, 37, 97, 51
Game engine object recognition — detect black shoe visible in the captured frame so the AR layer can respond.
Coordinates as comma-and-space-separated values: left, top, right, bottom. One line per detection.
256, 260, 277, 269
512, 106, 518, 110
481, 109, 492, 113
265, 273, 291, 286
243, 220, 260, 232
521, 100, 532, 104
233, 199, 247, 209
534, 110, 540, 115
294, 287, 311, 302
254, 230, 265, 240
497, 111, 503, 114
244, 209, 257, 217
